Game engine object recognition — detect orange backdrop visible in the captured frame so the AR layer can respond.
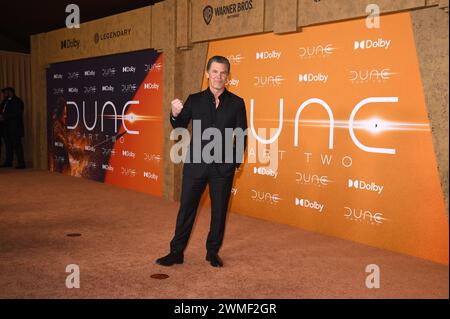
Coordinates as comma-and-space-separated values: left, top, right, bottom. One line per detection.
105, 55, 163, 197
202, 13, 448, 265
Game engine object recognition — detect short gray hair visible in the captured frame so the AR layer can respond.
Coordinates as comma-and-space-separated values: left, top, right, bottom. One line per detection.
206, 55, 230, 74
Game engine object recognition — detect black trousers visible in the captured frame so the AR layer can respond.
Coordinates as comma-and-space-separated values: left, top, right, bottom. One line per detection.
170, 165, 234, 255
4, 130, 25, 166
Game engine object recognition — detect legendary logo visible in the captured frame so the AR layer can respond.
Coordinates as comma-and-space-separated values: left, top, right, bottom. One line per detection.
94, 29, 132, 44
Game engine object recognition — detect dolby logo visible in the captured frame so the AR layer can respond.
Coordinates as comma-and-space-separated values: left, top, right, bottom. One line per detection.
298, 73, 329, 83
144, 82, 159, 90
348, 179, 384, 195
253, 166, 277, 178
60, 38, 80, 49
68, 87, 78, 93
102, 164, 114, 171
122, 66, 136, 73
143, 171, 158, 181
122, 150, 135, 158
226, 78, 239, 87
256, 50, 282, 60
102, 85, 114, 92
53, 74, 63, 79
84, 70, 95, 77
295, 197, 325, 213
354, 38, 391, 50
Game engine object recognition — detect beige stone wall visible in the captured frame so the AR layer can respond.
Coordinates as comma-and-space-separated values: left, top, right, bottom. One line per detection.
29, 0, 448, 213
411, 6, 449, 215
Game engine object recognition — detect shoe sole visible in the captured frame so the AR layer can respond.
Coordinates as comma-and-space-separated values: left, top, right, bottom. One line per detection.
205, 256, 223, 267
156, 260, 184, 266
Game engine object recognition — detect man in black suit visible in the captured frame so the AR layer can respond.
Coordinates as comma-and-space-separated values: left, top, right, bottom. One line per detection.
156, 56, 248, 267
0, 87, 25, 169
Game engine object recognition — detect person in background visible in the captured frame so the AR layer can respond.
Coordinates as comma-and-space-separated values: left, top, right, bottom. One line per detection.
0, 87, 25, 169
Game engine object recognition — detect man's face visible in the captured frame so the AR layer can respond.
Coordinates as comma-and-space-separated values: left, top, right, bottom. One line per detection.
2, 91, 9, 100
206, 62, 228, 91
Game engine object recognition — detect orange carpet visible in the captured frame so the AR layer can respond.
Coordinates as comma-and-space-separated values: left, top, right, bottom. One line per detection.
0, 169, 448, 298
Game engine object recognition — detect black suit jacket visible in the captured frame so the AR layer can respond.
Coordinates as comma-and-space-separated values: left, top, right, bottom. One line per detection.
1, 96, 24, 137
170, 88, 248, 177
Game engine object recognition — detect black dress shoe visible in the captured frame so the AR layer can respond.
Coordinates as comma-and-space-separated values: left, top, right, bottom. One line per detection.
15, 165, 26, 169
206, 253, 223, 267
0, 163, 12, 168
155, 252, 184, 266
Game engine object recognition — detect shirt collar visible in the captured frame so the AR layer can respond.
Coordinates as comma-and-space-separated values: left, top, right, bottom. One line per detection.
206, 87, 228, 101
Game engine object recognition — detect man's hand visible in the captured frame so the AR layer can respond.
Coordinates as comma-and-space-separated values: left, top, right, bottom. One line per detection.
171, 99, 183, 118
